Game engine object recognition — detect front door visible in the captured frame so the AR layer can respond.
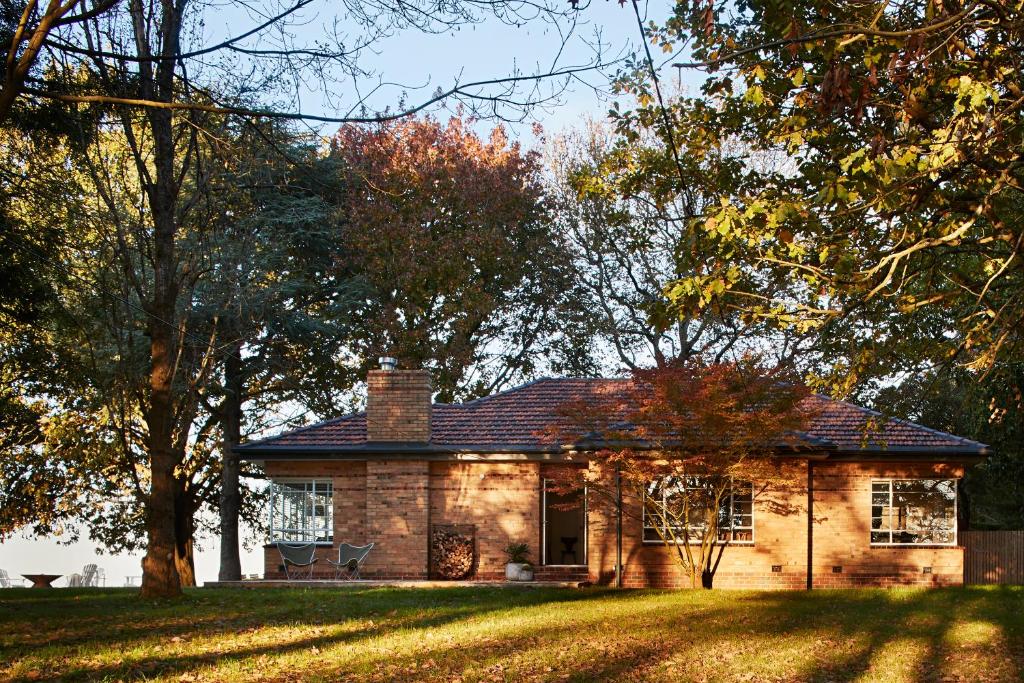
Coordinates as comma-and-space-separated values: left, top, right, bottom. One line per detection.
542, 479, 587, 565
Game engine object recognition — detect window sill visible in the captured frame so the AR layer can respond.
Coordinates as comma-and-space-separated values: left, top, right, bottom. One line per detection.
642, 540, 755, 547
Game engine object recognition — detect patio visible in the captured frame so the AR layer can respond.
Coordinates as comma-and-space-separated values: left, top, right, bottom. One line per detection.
203, 578, 584, 589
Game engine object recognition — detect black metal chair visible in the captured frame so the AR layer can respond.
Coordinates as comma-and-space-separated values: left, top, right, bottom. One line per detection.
327, 543, 374, 580
276, 542, 318, 580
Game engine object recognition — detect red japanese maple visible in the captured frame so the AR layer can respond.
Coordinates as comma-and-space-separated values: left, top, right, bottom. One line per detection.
550, 356, 815, 588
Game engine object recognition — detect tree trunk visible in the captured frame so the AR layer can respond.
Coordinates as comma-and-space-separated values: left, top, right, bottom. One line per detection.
218, 339, 244, 581
138, 197, 183, 595
127, 0, 187, 599
140, 312, 182, 597
701, 568, 714, 589
174, 486, 197, 587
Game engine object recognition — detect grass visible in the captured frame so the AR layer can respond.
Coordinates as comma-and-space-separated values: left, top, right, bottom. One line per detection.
1, 585, 1023, 682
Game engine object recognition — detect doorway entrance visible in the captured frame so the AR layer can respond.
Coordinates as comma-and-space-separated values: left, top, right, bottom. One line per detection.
542, 479, 587, 566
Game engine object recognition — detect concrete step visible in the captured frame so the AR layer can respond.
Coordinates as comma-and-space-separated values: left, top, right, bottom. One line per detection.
533, 566, 590, 581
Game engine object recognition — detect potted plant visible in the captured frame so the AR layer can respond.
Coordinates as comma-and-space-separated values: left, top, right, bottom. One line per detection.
503, 542, 534, 581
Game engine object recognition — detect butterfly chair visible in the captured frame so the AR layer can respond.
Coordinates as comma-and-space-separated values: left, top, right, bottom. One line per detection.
275, 542, 319, 580
326, 543, 374, 580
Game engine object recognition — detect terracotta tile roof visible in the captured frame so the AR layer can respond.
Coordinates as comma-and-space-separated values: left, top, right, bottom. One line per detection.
238, 377, 988, 456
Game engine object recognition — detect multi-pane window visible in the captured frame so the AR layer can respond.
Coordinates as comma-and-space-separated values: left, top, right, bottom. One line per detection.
870, 479, 956, 546
268, 480, 334, 543
643, 477, 754, 544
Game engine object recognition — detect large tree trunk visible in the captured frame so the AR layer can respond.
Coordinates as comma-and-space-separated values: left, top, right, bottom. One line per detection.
218, 339, 244, 581
135, 0, 186, 597
140, 310, 182, 597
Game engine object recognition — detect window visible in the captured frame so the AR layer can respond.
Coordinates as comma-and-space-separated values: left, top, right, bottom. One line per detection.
870, 479, 956, 546
643, 477, 754, 544
268, 480, 333, 544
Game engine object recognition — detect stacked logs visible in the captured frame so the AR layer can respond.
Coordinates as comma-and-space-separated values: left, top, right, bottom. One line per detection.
431, 526, 475, 579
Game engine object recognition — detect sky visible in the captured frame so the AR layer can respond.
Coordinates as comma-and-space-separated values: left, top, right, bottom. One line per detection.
0, 0, 706, 586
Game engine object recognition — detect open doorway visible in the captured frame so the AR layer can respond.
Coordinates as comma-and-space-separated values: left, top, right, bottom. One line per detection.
542, 479, 586, 566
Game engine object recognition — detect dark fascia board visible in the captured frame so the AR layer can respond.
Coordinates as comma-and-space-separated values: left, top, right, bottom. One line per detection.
242, 451, 586, 464
236, 438, 832, 459
825, 448, 989, 463
237, 440, 987, 462
237, 442, 565, 457
237, 445, 835, 463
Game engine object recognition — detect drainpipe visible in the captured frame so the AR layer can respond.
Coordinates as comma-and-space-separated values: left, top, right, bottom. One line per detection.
615, 463, 623, 588
806, 460, 814, 591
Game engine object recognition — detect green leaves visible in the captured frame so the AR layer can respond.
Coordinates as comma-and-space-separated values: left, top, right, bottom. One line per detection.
614, 0, 1024, 395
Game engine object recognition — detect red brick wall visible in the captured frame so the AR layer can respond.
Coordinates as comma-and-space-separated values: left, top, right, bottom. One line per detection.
586, 458, 965, 589
587, 460, 810, 589
366, 369, 431, 442
260, 456, 967, 588
363, 460, 431, 578
429, 462, 541, 579
810, 461, 965, 588
262, 461, 366, 579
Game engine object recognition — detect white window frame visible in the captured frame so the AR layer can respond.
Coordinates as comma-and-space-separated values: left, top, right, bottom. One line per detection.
642, 477, 754, 546
268, 478, 334, 545
869, 478, 958, 547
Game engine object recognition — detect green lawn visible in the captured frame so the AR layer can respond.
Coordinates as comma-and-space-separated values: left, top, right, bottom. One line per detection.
1, 585, 1022, 682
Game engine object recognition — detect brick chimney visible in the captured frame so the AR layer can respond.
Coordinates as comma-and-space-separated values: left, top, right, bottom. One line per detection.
366, 358, 432, 443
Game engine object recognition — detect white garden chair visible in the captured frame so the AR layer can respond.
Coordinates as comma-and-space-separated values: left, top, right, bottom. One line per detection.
80, 564, 99, 586
0, 569, 24, 588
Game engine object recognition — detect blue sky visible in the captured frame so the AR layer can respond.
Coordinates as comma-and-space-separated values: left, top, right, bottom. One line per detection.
1, 0, 708, 585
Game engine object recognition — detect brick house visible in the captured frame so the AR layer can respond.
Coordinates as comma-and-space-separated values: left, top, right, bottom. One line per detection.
237, 364, 988, 589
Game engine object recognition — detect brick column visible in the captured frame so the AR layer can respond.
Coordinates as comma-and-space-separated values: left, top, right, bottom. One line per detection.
364, 460, 430, 578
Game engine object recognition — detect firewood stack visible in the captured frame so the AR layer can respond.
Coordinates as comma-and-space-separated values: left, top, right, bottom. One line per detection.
431, 526, 475, 579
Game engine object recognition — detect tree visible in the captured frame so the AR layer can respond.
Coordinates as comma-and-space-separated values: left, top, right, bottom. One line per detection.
199, 130, 354, 582
604, 0, 1024, 392
328, 115, 590, 401
0, 108, 348, 589
2, 0, 605, 125
546, 117, 811, 372
549, 357, 814, 588
0, 0, 612, 596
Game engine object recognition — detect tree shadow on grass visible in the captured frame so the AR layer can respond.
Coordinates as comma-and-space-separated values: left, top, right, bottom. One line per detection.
1, 586, 631, 681
329, 586, 1024, 683
3, 586, 1023, 682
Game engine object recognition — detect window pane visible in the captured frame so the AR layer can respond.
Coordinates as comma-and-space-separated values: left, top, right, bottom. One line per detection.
870, 530, 891, 544
269, 480, 333, 543
643, 476, 753, 544
870, 479, 955, 545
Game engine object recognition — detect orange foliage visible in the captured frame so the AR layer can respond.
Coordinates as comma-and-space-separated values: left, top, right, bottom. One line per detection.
330, 115, 560, 399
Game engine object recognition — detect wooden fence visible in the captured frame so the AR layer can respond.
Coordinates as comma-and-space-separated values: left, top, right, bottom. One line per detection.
963, 530, 1024, 585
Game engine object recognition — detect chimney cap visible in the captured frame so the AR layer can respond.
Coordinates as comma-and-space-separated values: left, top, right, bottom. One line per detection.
378, 356, 398, 371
